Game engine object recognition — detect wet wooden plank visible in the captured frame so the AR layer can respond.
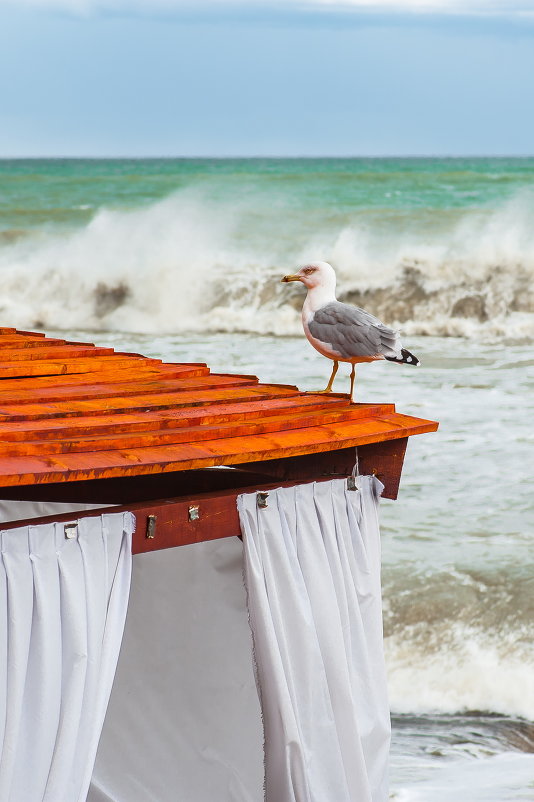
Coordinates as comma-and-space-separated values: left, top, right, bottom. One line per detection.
0, 329, 438, 492
0, 345, 116, 361
0, 373, 258, 406
0, 405, 377, 456
0, 414, 438, 486
0, 337, 70, 349
0, 396, 383, 441
0, 355, 161, 378
0, 363, 209, 393
8, 329, 45, 337
0, 383, 300, 422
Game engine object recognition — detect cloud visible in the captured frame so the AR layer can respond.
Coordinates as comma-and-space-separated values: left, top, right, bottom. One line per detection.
2, 0, 534, 18
307, 0, 534, 10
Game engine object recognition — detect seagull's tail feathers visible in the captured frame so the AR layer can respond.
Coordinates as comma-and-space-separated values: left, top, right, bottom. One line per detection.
385, 348, 420, 367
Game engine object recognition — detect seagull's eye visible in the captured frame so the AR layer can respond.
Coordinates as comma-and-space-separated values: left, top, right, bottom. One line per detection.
303, 267, 315, 275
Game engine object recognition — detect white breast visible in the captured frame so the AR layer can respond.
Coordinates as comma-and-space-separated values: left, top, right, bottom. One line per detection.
302, 304, 344, 361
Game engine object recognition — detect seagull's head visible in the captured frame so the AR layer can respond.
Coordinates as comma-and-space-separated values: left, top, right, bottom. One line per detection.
281, 261, 337, 291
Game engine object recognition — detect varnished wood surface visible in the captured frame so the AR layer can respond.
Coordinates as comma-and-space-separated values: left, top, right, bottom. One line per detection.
0, 329, 438, 488
0, 469, 403, 552
0, 488, 247, 552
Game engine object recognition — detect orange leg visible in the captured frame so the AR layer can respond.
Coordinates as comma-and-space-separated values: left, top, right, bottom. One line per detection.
349, 363, 356, 403
315, 360, 339, 393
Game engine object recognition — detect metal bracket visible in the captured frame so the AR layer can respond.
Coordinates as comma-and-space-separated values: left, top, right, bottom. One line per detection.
348, 446, 359, 490
146, 514, 157, 539
64, 522, 78, 539
188, 504, 200, 522
257, 491, 269, 509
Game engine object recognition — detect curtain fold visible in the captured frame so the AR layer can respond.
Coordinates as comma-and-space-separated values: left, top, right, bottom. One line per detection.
0, 511, 134, 802
238, 476, 390, 802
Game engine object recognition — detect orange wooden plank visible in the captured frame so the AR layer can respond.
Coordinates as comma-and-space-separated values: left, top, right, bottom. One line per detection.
0, 363, 209, 393
0, 373, 257, 406
0, 337, 69, 349
0, 394, 370, 441
0, 404, 379, 456
0, 345, 116, 361
0, 383, 299, 422
8, 329, 45, 337
0, 355, 162, 378
0, 336, 101, 350
0, 414, 439, 486
0, 328, 438, 492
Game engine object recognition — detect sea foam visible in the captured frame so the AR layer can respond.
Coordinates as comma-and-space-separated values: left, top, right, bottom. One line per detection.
383, 559, 534, 719
1, 187, 533, 339
392, 753, 534, 802
386, 623, 534, 719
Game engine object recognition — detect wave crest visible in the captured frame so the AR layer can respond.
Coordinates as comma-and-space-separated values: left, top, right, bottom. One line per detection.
383, 564, 534, 718
1, 188, 533, 339
386, 624, 534, 719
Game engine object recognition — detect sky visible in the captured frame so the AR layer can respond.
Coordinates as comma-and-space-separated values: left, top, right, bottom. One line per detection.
0, 0, 534, 156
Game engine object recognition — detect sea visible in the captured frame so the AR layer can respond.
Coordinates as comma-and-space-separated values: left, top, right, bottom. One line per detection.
1, 158, 533, 800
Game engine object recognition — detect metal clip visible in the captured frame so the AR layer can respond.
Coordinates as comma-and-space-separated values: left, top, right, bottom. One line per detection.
146, 514, 157, 539
347, 475, 358, 491
188, 504, 200, 522
64, 522, 78, 539
257, 491, 269, 509
348, 446, 359, 490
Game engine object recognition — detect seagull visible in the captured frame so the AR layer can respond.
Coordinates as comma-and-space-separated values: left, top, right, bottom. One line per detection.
281, 261, 419, 403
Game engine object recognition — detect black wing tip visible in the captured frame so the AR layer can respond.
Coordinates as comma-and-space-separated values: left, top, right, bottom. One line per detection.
385, 349, 421, 366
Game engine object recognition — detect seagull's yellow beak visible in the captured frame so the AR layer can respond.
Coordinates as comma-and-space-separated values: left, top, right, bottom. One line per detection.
281, 274, 302, 283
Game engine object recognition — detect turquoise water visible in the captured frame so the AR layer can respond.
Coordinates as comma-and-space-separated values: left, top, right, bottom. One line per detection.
2, 157, 534, 229
0, 157, 533, 339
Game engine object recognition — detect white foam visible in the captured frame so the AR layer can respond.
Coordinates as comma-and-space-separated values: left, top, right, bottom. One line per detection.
392, 753, 534, 802
386, 623, 534, 719
0, 189, 245, 333
0, 187, 533, 338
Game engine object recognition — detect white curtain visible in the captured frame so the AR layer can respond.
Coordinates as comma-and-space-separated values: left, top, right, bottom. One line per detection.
88, 539, 264, 802
0, 511, 134, 802
238, 476, 390, 802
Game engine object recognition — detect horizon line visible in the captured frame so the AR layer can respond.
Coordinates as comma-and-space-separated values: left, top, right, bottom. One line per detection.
1, 153, 533, 160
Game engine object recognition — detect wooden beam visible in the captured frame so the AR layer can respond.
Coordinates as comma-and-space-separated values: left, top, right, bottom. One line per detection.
0, 440, 411, 553
235, 438, 409, 500
0, 467, 272, 505
0, 483, 275, 552
357, 438, 408, 500
0, 417, 433, 488
0, 474, 375, 554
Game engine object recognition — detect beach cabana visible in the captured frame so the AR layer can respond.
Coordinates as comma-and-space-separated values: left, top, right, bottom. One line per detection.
0, 327, 437, 802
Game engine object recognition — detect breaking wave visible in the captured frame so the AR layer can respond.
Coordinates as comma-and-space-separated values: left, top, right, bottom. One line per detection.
383, 565, 534, 719
1, 187, 533, 340
386, 625, 534, 720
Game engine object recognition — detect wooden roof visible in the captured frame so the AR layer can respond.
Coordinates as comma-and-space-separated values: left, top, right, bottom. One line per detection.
0, 327, 437, 488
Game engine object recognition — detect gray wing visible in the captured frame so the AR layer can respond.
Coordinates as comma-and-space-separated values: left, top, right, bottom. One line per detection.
308, 301, 399, 359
